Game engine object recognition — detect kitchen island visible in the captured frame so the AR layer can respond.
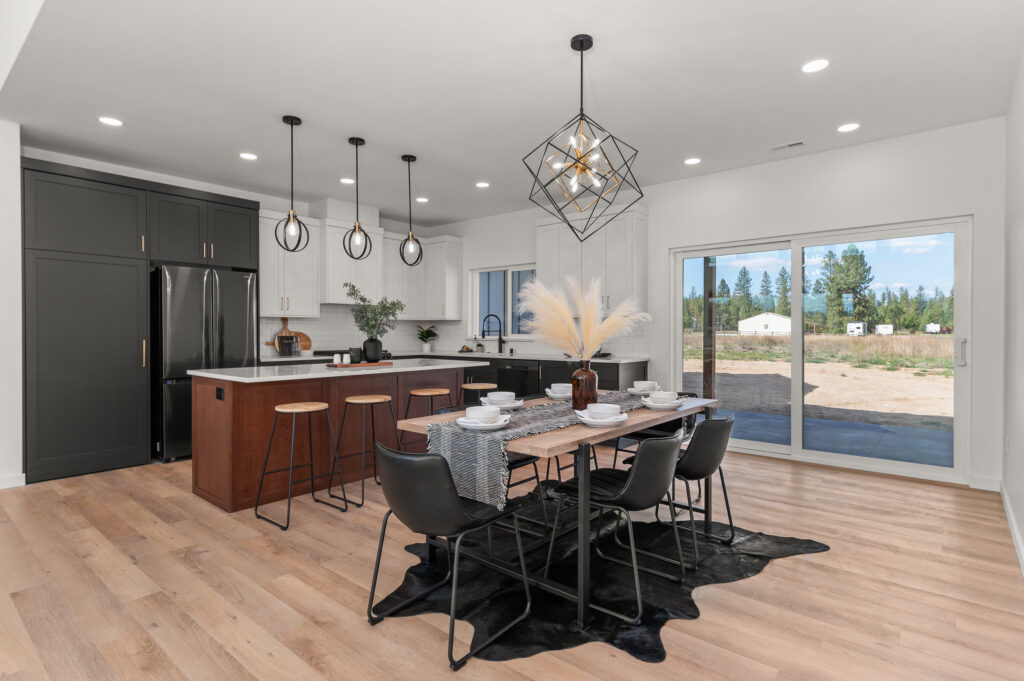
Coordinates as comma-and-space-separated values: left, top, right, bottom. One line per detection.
188, 358, 487, 512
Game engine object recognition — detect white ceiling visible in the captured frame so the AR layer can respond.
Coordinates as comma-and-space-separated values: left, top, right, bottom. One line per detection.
3, 0, 1024, 226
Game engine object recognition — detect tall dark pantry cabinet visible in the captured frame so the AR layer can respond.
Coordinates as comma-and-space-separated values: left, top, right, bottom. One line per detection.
22, 159, 259, 483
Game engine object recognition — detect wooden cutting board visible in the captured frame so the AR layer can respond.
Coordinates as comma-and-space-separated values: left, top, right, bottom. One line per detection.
265, 317, 312, 351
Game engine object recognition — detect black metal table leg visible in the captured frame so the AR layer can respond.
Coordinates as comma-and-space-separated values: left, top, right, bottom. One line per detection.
574, 442, 591, 629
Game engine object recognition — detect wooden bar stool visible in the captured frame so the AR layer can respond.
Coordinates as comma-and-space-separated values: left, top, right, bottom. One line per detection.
459, 382, 497, 405
336, 394, 402, 507
255, 401, 347, 530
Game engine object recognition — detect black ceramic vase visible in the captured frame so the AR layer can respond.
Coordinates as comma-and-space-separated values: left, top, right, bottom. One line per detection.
362, 338, 383, 363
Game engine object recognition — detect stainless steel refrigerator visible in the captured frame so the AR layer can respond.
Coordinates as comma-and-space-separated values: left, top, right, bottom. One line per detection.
154, 265, 257, 461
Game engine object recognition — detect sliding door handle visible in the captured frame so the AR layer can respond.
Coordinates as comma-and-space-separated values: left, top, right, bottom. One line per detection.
955, 337, 967, 366
203, 242, 207, 259
142, 339, 147, 368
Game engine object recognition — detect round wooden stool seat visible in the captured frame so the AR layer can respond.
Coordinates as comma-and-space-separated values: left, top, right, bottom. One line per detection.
345, 394, 392, 405
274, 401, 329, 414
461, 382, 497, 391
409, 387, 451, 397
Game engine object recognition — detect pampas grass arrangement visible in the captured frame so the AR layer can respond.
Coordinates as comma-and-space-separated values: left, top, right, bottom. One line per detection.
518, 277, 651, 360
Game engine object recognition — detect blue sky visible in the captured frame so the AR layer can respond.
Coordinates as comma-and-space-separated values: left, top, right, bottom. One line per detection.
683, 233, 955, 299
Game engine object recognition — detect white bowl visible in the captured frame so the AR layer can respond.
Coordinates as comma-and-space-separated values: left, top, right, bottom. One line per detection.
585, 403, 621, 420
486, 391, 516, 404
633, 380, 658, 391
647, 391, 678, 404
465, 405, 501, 424
550, 383, 571, 395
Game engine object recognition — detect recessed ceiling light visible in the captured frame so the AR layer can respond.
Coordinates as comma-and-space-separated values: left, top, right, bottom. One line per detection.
340, 177, 355, 184
837, 122, 860, 133
239, 152, 258, 161
801, 59, 829, 73
684, 157, 701, 166
415, 197, 429, 203
475, 181, 490, 188
98, 116, 123, 127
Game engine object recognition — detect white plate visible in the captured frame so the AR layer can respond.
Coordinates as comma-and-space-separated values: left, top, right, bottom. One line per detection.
456, 414, 511, 431
545, 389, 571, 400
627, 386, 661, 395
641, 396, 685, 411
574, 411, 629, 428
480, 396, 525, 409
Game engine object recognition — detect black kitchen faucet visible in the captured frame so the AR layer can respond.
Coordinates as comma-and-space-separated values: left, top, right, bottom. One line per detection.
480, 313, 504, 354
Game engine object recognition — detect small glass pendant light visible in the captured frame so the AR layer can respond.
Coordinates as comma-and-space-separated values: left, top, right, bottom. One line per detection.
274, 115, 310, 252
399, 154, 423, 266
342, 137, 372, 260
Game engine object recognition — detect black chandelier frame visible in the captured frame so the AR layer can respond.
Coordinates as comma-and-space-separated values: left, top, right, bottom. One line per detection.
342, 136, 372, 260
522, 34, 643, 243
399, 154, 423, 266
274, 115, 311, 252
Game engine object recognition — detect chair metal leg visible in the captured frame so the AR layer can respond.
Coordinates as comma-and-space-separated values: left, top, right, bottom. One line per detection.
684, 480, 700, 567
255, 414, 297, 530
312, 409, 348, 513
543, 495, 565, 578
716, 467, 735, 544
585, 506, 643, 623
601, 503, 688, 581
448, 517, 532, 671
367, 510, 453, 624
253, 413, 279, 523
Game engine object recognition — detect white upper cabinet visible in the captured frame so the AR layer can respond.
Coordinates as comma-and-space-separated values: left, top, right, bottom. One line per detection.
259, 212, 320, 318
535, 207, 648, 311
381, 233, 462, 320
320, 221, 384, 304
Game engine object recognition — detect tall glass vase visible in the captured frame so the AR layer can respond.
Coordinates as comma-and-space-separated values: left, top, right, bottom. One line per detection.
572, 360, 598, 411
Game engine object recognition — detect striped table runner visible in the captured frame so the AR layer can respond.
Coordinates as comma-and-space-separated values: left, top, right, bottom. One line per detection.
426, 391, 644, 509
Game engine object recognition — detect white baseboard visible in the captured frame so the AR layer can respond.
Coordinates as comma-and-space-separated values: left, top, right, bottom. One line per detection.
969, 474, 1002, 492
1002, 482, 1024, 579
0, 472, 25, 490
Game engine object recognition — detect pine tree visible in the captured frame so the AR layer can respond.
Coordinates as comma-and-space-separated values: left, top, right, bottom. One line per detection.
775, 267, 791, 316
734, 267, 754, 322
759, 271, 775, 311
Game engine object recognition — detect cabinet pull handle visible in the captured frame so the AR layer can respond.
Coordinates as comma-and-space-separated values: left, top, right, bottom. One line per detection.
286, 296, 290, 310
142, 339, 147, 368
280, 296, 284, 310
210, 242, 214, 259
203, 242, 207, 259
141, 234, 145, 252
442, 303, 445, 315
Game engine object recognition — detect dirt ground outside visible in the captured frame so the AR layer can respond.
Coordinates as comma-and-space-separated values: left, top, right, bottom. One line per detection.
683, 359, 953, 430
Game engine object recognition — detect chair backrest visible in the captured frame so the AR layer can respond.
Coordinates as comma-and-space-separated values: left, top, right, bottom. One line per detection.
676, 415, 734, 481
374, 443, 473, 537
613, 428, 686, 511
640, 392, 700, 437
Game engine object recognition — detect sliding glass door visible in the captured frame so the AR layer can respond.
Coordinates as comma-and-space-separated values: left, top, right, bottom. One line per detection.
673, 218, 970, 481
680, 246, 792, 449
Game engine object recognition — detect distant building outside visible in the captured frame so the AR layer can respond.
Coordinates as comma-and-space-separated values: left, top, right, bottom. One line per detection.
738, 312, 791, 336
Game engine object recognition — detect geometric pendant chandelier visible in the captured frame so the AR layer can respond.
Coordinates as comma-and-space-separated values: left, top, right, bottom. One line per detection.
522, 34, 643, 243
274, 115, 311, 252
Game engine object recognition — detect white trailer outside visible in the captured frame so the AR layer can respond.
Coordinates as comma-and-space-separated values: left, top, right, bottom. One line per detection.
846, 322, 866, 336
875, 324, 894, 335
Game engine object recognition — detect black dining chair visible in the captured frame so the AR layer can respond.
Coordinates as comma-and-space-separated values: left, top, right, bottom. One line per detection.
543, 429, 688, 624
436, 402, 550, 532
612, 391, 700, 469
366, 443, 532, 671
655, 415, 735, 567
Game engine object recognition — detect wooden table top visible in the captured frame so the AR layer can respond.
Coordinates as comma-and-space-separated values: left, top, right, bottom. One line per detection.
396, 396, 720, 458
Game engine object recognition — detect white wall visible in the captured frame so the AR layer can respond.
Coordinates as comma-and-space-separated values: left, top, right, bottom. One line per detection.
0, 120, 24, 488
1003, 48, 1024, 572
0, 0, 45, 91
645, 118, 1006, 490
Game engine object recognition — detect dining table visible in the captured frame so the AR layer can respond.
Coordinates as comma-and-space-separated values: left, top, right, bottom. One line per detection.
396, 394, 720, 629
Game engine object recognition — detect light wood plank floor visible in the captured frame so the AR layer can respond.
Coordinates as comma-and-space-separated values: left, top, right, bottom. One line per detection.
1, 449, 1022, 681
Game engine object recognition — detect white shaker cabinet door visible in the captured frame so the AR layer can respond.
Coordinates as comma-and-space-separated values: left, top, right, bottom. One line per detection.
258, 216, 283, 316
279, 221, 319, 317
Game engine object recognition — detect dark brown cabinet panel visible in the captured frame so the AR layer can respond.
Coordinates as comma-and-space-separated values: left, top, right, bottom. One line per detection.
148, 192, 207, 264
24, 251, 149, 482
208, 202, 258, 269
23, 170, 146, 258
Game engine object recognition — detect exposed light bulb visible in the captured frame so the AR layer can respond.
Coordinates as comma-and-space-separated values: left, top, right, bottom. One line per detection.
351, 230, 365, 248
592, 178, 601, 188
551, 162, 563, 169
285, 218, 300, 240
591, 138, 601, 149
405, 239, 420, 256
569, 136, 577, 148
590, 153, 600, 161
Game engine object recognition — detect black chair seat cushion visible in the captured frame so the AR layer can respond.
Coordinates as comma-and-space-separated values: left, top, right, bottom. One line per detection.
459, 497, 521, 528
507, 452, 540, 469
554, 468, 630, 503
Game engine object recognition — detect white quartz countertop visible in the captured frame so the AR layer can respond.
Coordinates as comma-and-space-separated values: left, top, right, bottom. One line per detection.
189, 358, 488, 383
411, 351, 651, 364
259, 354, 328, 363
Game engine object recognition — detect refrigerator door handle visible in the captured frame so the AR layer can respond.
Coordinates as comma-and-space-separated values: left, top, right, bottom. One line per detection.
201, 269, 211, 369
210, 269, 222, 368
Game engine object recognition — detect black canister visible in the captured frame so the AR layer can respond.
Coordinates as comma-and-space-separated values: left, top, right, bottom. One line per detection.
278, 336, 300, 356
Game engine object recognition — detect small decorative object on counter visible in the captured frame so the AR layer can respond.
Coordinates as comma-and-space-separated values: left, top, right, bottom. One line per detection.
343, 282, 405, 364
518, 276, 650, 410
416, 324, 438, 353
342, 353, 351, 365
333, 353, 342, 364
348, 347, 362, 363
475, 342, 485, 352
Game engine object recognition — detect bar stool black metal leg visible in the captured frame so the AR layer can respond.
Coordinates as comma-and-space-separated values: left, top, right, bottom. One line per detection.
358, 404, 367, 506
369, 404, 381, 485
387, 400, 401, 450
313, 409, 348, 513
255, 414, 297, 531
254, 413, 279, 522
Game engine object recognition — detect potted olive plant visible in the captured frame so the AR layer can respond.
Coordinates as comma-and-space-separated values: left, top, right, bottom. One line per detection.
343, 282, 405, 363
416, 325, 438, 353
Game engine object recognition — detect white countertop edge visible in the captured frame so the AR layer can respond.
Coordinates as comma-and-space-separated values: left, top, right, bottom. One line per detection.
412, 351, 650, 364
188, 358, 489, 383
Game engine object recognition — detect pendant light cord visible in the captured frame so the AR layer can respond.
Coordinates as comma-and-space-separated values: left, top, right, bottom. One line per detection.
579, 47, 584, 114
407, 159, 413, 236
354, 143, 360, 223
289, 121, 295, 208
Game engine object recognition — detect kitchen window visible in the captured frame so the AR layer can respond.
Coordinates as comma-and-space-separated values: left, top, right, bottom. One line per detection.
473, 265, 536, 338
